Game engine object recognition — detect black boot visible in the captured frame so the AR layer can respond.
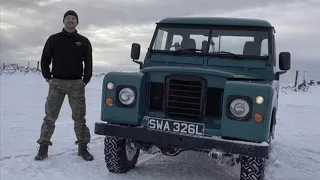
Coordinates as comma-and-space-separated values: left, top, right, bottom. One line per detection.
35, 144, 48, 160
78, 143, 94, 161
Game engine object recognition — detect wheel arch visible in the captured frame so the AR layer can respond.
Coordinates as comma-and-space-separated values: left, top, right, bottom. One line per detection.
269, 107, 277, 137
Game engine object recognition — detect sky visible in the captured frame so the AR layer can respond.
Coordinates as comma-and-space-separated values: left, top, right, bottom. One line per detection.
0, 0, 319, 69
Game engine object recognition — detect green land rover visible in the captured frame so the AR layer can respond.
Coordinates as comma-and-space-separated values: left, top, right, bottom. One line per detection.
94, 17, 291, 180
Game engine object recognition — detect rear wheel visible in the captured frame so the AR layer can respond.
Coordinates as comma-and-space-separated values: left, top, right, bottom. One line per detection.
104, 136, 140, 173
240, 156, 266, 180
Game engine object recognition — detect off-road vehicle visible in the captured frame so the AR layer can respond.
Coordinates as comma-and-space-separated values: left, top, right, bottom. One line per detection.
94, 17, 291, 180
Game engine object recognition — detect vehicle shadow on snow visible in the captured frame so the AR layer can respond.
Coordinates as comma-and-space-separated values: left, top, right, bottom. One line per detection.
130, 151, 240, 180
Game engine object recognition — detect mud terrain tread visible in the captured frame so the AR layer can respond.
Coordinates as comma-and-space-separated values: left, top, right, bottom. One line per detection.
240, 156, 265, 180
104, 136, 139, 173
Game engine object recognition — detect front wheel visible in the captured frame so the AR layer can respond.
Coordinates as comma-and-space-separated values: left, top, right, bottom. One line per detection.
104, 136, 140, 173
240, 156, 266, 180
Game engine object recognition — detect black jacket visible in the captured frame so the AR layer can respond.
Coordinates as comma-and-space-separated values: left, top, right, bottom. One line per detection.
41, 28, 92, 84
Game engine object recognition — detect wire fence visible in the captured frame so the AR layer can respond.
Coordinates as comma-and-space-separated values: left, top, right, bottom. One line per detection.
0, 60, 139, 76
1, 61, 320, 86
280, 70, 320, 85
0, 61, 41, 75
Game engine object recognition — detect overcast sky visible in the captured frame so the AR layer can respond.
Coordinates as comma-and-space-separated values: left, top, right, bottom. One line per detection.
1, 0, 319, 69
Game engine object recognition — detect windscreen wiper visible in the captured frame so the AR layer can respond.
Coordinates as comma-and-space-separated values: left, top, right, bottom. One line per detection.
219, 51, 242, 59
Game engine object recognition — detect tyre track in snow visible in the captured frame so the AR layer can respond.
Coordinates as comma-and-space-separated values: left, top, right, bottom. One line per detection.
0, 139, 153, 180
0, 136, 105, 162
0, 136, 159, 165
1, 140, 240, 180
131, 150, 240, 180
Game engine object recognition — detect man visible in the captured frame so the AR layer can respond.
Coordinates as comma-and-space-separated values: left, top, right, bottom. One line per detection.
35, 10, 93, 161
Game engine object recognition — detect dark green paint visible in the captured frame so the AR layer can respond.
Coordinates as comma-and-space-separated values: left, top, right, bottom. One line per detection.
207, 58, 267, 69
158, 17, 273, 27
150, 54, 204, 65
221, 81, 273, 142
101, 72, 145, 125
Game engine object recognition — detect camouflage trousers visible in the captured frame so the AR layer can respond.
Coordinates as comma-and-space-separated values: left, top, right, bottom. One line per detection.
37, 78, 91, 146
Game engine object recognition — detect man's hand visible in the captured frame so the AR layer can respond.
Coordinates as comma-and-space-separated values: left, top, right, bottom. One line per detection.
46, 78, 52, 84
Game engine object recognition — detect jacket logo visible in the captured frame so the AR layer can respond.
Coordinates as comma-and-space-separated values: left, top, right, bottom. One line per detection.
75, 42, 82, 46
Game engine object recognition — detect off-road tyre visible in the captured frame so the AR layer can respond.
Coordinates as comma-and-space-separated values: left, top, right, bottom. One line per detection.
240, 156, 266, 180
104, 136, 140, 173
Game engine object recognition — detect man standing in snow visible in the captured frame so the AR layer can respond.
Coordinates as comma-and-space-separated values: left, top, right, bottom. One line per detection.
35, 10, 93, 161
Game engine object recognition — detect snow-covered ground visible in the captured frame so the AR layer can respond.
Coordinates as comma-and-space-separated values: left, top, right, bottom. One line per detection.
1, 72, 320, 180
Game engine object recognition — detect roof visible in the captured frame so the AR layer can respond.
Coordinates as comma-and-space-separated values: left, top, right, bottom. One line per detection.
158, 17, 273, 28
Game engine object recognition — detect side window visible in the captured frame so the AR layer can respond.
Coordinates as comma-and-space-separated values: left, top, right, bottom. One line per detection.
153, 30, 168, 50
273, 35, 276, 66
261, 39, 268, 56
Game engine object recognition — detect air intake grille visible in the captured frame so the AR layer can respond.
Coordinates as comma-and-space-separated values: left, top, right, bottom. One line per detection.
164, 75, 206, 120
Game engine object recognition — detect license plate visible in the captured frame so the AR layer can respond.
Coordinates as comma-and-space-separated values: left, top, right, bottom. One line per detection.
147, 117, 204, 136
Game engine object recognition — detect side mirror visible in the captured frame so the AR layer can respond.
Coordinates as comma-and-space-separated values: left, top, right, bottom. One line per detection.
130, 43, 143, 69
131, 43, 140, 60
279, 52, 291, 70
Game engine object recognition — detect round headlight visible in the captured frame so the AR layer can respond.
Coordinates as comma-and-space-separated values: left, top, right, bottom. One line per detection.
118, 88, 135, 105
229, 99, 250, 118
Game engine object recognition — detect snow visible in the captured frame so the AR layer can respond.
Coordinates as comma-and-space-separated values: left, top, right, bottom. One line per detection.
1, 71, 320, 180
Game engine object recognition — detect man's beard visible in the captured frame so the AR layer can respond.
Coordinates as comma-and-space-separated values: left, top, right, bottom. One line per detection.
64, 25, 76, 32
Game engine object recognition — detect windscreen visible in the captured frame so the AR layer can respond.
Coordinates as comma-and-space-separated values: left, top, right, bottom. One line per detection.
151, 25, 270, 59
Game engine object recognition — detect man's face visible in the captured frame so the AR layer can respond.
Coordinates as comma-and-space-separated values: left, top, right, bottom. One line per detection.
63, 15, 77, 29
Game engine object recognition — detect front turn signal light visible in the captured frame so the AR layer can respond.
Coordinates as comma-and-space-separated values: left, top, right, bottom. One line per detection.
253, 113, 263, 122
106, 98, 113, 106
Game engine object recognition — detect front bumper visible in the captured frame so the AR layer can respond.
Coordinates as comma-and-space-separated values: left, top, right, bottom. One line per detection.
94, 122, 270, 159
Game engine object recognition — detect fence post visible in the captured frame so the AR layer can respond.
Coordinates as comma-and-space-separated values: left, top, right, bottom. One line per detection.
294, 70, 299, 87
37, 61, 40, 71
303, 71, 307, 84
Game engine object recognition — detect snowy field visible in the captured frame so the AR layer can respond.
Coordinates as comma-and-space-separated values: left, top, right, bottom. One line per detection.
1, 71, 320, 180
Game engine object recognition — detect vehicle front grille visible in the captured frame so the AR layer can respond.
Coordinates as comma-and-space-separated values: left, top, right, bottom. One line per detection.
164, 75, 206, 120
